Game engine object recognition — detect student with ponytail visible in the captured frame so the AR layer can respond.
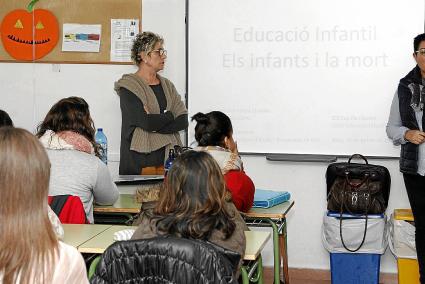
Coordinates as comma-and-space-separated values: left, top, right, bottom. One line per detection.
192, 111, 255, 212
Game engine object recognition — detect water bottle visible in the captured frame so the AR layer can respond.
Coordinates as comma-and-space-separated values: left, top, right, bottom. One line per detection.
95, 128, 108, 164
164, 148, 175, 176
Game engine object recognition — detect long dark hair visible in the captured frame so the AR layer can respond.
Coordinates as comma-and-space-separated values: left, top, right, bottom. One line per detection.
153, 150, 236, 240
191, 111, 233, 147
36, 97, 99, 155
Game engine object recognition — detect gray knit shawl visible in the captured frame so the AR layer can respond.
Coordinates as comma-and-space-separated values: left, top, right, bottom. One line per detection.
114, 73, 187, 158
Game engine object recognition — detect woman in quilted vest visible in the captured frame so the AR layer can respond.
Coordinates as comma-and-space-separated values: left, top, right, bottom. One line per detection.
387, 32, 425, 283
192, 111, 255, 212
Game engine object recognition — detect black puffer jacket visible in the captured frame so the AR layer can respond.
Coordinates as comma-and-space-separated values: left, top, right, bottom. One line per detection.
90, 235, 241, 284
398, 65, 425, 174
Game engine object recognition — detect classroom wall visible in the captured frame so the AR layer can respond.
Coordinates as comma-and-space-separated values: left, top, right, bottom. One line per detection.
241, 156, 408, 273
0, 0, 409, 274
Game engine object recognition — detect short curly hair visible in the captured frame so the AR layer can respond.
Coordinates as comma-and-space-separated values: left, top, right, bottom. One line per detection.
131, 31, 164, 65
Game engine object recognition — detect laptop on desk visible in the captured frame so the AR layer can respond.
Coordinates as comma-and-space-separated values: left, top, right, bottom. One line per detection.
114, 175, 164, 185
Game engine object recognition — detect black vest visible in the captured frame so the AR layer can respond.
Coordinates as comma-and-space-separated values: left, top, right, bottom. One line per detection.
398, 66, 425, 174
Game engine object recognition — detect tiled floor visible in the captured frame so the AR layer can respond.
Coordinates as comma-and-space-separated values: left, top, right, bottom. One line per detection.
262, 268, 330, 284
262, 268, 397, 284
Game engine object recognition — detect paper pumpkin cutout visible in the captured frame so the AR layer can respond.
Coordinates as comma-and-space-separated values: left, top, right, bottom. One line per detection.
1, 9, 59, 60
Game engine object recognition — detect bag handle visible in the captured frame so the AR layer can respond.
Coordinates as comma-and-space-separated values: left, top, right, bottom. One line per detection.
344, 171, 370, 188
342, 177, 373, 216
338, 179, 370, 252
339, 213, 369, 252
348, 154, 368, 165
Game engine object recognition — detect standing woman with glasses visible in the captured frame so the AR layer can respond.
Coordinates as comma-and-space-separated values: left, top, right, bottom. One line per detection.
387, 33, 425, 283
115, 31, 188, 175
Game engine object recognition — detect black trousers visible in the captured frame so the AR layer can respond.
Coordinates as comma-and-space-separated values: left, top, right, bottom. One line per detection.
403, 173, 425, 284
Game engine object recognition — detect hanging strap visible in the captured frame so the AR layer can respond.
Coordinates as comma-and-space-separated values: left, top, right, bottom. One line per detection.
49, 195, 70, 216
338, 178, 370, 252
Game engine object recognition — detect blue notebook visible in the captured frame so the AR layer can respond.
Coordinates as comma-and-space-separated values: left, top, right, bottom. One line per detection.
253, 189, 291, 208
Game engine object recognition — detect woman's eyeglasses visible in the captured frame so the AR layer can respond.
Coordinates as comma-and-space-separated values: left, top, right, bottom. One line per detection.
150, 48, 167, 57
415, 48, 425, 56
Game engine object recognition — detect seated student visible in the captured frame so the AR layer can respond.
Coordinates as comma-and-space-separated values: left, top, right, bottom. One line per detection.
132, 150, 248, 276
0, 109, 13, 127
0, 127, 88, 283
0, 111, 64, 238
36, 97, 119, 223
192, 111, 255, 212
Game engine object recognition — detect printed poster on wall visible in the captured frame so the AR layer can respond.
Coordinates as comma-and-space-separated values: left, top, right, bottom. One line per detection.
110, 19, 139, 62
62, 24, 101, 52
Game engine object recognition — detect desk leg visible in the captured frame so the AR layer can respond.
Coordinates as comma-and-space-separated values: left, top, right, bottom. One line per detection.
279, 218, 289, 284
241, 255, 264, 284
244, 217, 288, 284
262, 219, 281, 284
241, 266, 249, 284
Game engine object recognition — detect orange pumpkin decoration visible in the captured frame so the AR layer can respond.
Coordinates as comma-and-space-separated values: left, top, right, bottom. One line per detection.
1, 8, 59, 60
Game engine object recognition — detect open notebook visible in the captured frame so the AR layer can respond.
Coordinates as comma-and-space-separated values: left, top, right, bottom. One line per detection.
253, 189, 291, 208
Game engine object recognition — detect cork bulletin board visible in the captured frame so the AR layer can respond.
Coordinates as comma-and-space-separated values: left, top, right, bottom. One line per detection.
0, 0, 142, 64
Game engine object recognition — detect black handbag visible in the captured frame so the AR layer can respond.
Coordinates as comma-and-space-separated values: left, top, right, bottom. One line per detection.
325, 154, 391, 251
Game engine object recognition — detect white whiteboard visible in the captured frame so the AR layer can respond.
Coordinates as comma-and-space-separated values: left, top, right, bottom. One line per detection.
188, 0, 425, 156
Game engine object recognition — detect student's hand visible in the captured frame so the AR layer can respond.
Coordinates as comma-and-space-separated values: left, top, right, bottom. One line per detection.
232, 141, 239, 155
144, 105, 150, 114
230, 141, 244, 169
405, 130, 425, 144
228, 140, 239, 156
225, 136, 239, 155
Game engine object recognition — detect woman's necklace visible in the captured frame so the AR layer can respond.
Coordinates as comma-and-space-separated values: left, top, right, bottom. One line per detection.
136, 69, 159, 85
141, 74, 159, 85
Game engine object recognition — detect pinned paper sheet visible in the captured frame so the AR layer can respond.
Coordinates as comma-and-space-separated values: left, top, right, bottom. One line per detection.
62, 23, 101, 52
110, 19, 139, 62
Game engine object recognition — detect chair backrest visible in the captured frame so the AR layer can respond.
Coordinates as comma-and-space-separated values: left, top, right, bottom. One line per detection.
90, 235, 240, 284
48, 195, 88, 224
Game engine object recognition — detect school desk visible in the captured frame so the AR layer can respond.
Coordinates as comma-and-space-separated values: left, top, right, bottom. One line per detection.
63, 224, 271, 283
94, 194, 140, 214
94, 193, 294, 283
93, 194, 140, 225
243, 200, 295, 284
70, 225, 270, 260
